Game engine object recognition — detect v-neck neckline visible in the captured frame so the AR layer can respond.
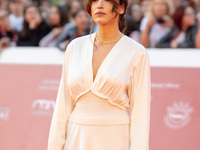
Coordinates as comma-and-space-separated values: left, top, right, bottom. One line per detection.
91, 32, 125, 83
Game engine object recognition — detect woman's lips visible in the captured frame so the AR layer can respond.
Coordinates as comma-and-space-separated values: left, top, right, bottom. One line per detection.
95, 11, 106, 16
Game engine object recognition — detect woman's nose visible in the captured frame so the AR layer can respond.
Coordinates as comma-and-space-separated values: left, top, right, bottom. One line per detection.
96, 0, 104, 9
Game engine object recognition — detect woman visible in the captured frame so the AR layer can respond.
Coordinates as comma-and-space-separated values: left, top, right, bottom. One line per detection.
17, 4, 51, 46
48, 0, 151, 150
39, 5, 70, 47
140, 0, 174, 47
156, 5, 197, 48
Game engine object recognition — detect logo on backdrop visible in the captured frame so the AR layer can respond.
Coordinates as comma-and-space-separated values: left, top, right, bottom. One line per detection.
164, 101, 193, 129
32, 99, 55, 116
0, 107, 10, 120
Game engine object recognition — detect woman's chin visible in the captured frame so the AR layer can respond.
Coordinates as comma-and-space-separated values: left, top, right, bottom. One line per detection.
93, 18, 109, 24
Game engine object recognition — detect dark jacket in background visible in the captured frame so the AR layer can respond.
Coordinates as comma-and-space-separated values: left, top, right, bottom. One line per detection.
155, 25, 197, 48
17, 20, 51, 46
125, 14, 140, 36
62, 25, 90, 44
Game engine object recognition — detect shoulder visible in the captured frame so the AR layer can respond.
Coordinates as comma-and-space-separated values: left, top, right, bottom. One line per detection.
71, 34, 92, 44
122, 36, 149, 66
123, 35, 146, 54
67, 33, 92, 49
66, 34, 92, 52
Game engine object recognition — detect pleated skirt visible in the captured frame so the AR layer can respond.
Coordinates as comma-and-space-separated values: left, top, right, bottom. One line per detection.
64, 91, 130, 150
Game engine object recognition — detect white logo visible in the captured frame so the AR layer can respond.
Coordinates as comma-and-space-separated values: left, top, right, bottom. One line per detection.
0, 107, 10, 120
32, 99, 55, 116
164, 101, 193, 129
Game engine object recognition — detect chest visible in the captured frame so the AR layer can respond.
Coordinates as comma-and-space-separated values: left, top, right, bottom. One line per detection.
92, 43, 117, 79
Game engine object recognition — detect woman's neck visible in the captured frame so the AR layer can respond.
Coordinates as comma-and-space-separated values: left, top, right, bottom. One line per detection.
97, 23, 122, 42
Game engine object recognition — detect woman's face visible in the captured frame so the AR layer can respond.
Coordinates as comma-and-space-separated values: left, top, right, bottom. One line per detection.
50, 6, 61, 26
91, 0, 121, 26
25, 6, 41, 23
182, 6, 195, 28
153, 0, 168, 18
75, 10, 90, 31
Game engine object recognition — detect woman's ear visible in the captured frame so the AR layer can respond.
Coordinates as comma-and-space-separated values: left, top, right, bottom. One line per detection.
118, 5, 125, 15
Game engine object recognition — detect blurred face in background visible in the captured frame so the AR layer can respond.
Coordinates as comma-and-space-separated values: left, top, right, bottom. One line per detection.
152, 0, 168, 18
75, 10, 90, 32
9, 1, 24, 16
50, 6, 61, 26
182, 6, 195, 28
172, 0, 181, 8
24, 6, 41, 24
140, 0, 152, 15
131, 3, 143, 22
0, 10, 9, 29
70, 0, 83, 16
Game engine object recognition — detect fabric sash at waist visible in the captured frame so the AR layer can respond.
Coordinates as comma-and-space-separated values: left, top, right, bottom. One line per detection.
68, 91, 130, 125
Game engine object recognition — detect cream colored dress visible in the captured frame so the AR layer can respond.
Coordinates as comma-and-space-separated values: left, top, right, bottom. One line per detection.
47, 32, 151, 150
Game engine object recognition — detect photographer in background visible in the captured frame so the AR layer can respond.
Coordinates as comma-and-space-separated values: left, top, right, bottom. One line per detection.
140, 0, 174, 48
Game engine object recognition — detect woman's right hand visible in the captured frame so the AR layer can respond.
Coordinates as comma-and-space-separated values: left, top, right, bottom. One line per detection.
29, 15, 42, 29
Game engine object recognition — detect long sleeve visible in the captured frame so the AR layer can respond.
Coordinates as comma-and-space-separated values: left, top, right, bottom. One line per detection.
47, 43, 76, 150
129, 51, 151, 150
39, 32, 56, 47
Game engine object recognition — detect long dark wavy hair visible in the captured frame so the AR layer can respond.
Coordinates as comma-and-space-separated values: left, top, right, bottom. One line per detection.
84, 0, 128, 34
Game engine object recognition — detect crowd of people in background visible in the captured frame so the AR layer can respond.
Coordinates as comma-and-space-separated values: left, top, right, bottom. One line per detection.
0, 0, 200, 51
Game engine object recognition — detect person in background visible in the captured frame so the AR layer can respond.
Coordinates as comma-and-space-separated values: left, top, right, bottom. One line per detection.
156, 5, 197, 48
126, 2, 143, 42
68, 0, 84, 22
0, 0, 10, 10
61, 0, 73, 14
172, 0, 181, 8
139, 0, 152, 16
140, 0, 174, 47
195, 9, 200, 48
0, 9, 18, 50
17, 4, 51, 46
9, 0, 24, 33
58, 8, 91, 50
39, 5, 70, 47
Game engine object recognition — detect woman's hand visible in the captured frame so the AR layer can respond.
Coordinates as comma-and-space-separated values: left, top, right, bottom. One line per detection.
29, 15, 42, 29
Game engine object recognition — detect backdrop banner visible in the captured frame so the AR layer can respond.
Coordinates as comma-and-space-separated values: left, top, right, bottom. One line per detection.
0, 48, 200, 150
